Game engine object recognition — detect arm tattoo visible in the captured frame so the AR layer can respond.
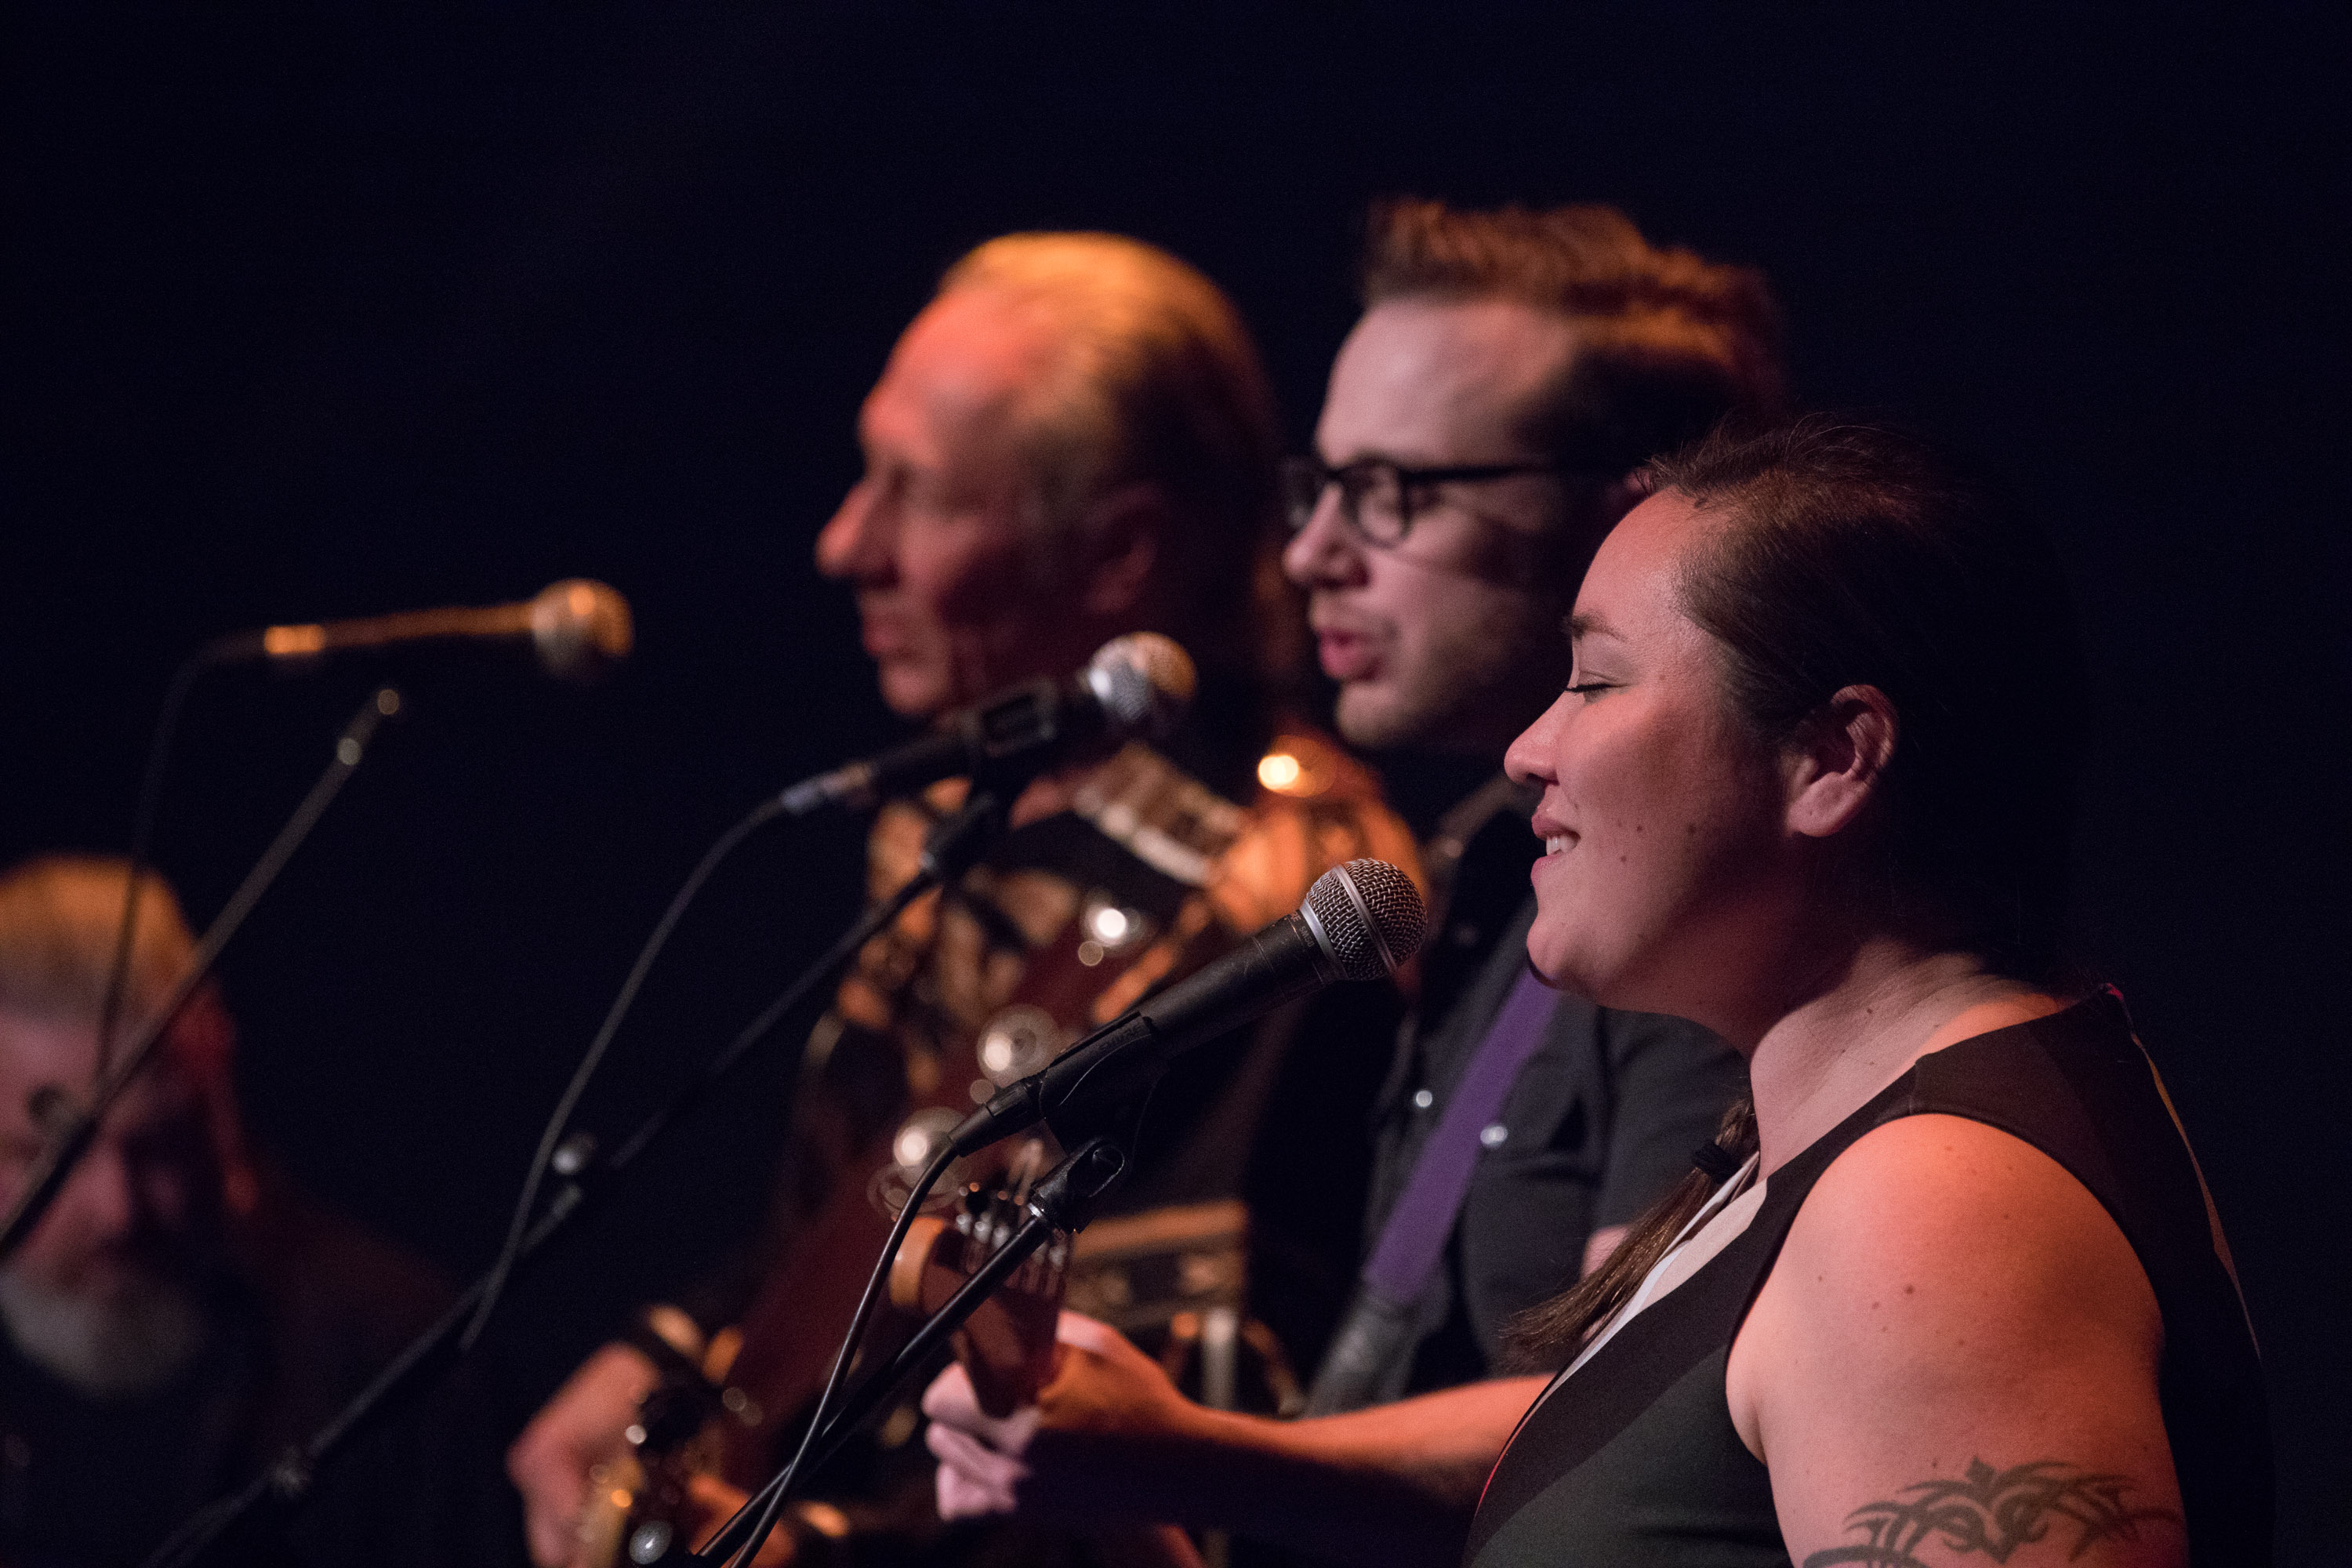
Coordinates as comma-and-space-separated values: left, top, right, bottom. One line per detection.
1801, 1457, 2179, 1566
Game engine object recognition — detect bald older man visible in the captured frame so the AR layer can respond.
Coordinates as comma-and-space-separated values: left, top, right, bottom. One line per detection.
508, 233, 1411, 1566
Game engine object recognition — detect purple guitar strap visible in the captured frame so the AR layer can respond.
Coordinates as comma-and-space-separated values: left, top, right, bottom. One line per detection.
1359, 964, 1559, 1307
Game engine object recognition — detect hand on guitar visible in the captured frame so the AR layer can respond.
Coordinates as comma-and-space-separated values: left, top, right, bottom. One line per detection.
927, 1308, 1535, 1568
924, 1311, 1206, 1530
506, 1340, 801, 1567
509, 1341, 662, 1566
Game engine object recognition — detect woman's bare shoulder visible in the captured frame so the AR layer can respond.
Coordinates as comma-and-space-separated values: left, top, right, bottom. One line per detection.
1733, 1114, 2181, 1568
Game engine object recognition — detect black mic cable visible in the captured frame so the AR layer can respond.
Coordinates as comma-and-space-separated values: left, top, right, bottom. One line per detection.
459, 790, 788, 1351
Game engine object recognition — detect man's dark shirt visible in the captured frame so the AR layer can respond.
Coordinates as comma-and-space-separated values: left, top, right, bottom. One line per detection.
0, 1173, 522, 1568
1341, 782, 1746, 1402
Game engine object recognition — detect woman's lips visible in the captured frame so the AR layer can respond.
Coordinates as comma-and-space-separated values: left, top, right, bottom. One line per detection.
1530, 822, 1577, 884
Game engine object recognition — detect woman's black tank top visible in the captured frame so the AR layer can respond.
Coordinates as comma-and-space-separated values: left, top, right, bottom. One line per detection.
1465, 991, 2270, 1566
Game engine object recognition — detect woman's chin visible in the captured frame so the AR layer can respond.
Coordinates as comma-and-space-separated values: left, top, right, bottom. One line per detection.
1530, 939, 1688, 1019
1523, 941, 1604, 1002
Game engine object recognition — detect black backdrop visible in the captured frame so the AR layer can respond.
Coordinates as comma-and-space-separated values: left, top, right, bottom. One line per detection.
4, 5, 2345, 1553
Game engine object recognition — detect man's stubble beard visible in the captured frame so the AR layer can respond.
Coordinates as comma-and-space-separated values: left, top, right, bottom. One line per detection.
0, 1259, 209, 1399
1332, 678, 1432, 753
1334, 611, 1566, 758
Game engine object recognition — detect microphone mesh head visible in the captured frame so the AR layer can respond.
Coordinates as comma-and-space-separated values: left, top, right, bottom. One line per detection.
529, 579, 634, 681
1086, 633, 1196, 739
1302, 858, 1426, 982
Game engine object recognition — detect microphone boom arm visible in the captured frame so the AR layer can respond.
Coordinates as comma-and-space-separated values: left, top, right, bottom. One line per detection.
139, 788, 1016, 1568
2, 688, 404, 1262
953, 913, 1338, 1156
250, 601, 530, 657
947, 857, 1425, 1159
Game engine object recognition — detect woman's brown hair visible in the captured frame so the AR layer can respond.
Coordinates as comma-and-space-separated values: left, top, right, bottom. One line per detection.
1509, 418, 2085, 1364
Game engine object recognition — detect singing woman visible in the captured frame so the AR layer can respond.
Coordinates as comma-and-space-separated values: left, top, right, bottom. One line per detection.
924, 419, 2270, 1566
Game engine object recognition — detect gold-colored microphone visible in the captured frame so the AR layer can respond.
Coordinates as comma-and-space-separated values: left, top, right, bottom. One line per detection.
211, 579, 633, 681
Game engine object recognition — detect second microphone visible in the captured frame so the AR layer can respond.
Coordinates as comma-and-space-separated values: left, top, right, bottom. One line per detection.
949, 857, 1427, 1157
779, 633, 1198, 816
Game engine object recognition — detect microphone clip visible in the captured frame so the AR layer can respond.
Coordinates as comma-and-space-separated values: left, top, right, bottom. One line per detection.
916, 788, 1012, 891
951, 1011, 1160, 1157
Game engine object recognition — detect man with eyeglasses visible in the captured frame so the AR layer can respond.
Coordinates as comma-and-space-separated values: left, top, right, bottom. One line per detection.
1269, 200, 1783, 1415
924, 201, 1785, 1558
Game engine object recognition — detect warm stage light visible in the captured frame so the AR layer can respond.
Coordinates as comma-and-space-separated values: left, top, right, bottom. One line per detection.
1258, 751, 1303, 791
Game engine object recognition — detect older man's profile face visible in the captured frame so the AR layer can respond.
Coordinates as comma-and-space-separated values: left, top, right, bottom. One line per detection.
0, 1009, 217, 1392
1286, 296, 1589, 758
815, 289, 1111, 720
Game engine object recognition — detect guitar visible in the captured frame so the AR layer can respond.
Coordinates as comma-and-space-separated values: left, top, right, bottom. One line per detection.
577, 1365, 735, 1568
583, 1145, 1202, 1568
886, 1139, 1069, 1417
583, 733, 1411, 1566
572, 1155, 1053, 1568
887, 1148, 1207, 1568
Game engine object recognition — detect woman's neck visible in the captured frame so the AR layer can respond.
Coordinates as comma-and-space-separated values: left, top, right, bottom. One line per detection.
1743, 938, 2063, 1172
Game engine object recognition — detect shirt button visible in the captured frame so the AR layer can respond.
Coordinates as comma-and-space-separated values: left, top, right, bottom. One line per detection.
1479, 1123, 1508, 1149
1411, 1088, 1436, 1111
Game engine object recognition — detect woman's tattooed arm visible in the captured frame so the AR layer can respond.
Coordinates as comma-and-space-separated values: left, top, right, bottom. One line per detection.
1737, 1119, 2185, 1568
1802, 1457, 2180, 1567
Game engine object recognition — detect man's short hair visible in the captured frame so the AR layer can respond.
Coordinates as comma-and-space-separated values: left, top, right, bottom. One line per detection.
0, 855, 234, 1097
1363, 199, 1787, 476
940, 233, 1290, 677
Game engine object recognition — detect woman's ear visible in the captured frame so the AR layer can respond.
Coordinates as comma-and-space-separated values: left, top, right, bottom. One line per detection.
1783, 684, 1898, 840
1071, 483, 1170, 620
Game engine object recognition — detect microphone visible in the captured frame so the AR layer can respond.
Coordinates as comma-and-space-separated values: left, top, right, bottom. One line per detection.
779, 633, 1196, 816
949, 858, 1425, 1156
207, 579, 634, 681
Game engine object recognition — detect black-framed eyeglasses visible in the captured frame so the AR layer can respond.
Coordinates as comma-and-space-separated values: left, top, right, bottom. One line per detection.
1280, 455, 1563, 546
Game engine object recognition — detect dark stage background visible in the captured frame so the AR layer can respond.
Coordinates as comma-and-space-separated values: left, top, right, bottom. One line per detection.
5, 6, 2345, 1553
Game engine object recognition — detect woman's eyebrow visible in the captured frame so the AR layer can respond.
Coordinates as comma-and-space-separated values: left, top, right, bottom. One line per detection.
1566, 610, 1619, 642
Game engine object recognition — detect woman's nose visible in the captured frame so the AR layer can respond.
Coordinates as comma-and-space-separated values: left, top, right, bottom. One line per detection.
1504, 693, 1572, 786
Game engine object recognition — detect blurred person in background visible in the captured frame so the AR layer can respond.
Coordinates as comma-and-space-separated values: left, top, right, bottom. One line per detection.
0, 854, 521, 1568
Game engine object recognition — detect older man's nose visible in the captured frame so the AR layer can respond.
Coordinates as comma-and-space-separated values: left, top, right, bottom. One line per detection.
815, 481, 893, 583
65, 1136, 141, 1241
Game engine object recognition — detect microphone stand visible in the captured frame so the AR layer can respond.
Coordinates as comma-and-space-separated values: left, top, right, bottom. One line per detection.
0, 686, 403, 1261
142, 789, 1015, 1568
684, 1128, 1137, 1568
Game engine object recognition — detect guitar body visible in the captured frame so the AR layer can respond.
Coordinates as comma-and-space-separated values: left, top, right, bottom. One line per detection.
887, 1171, 1207, 1568
578, 1370, 727, 1567
887, 1154, 1071, 1412
593, 735, 1416, 1564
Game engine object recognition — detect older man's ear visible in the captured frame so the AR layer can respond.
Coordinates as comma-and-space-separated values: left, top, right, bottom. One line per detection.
1069, 483, 1176, 624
